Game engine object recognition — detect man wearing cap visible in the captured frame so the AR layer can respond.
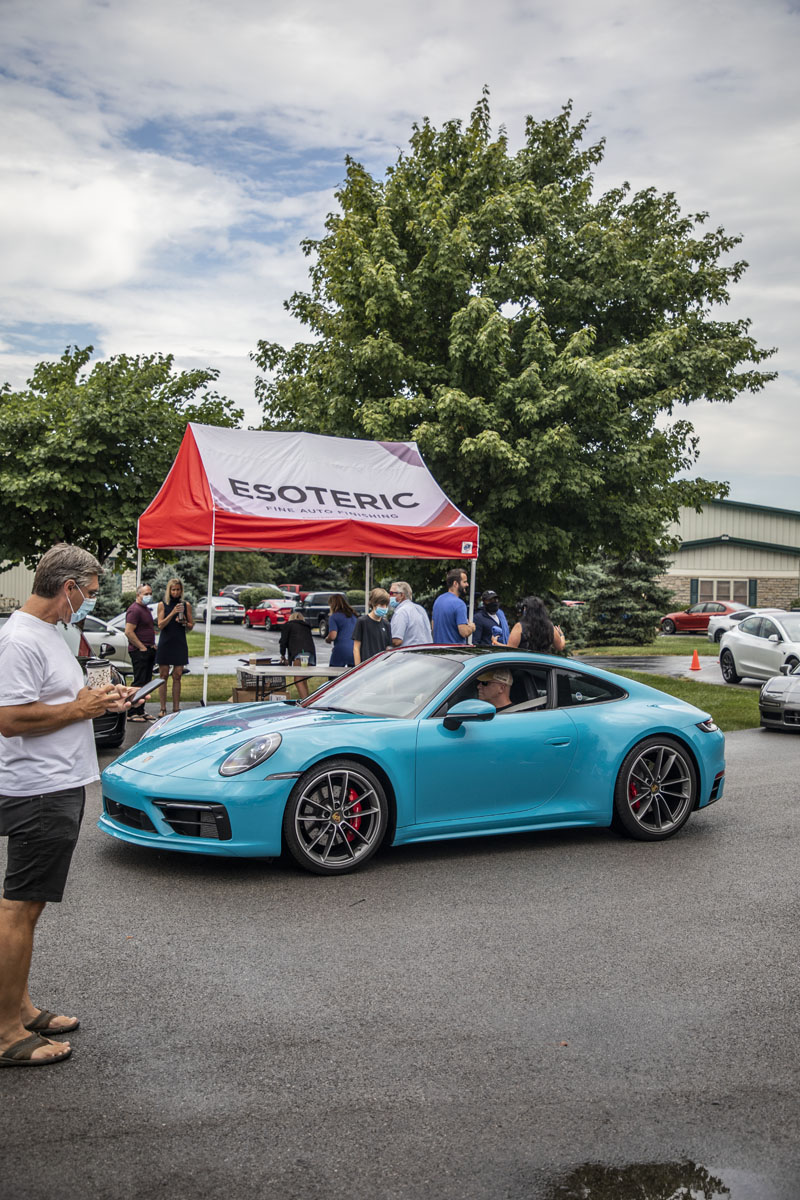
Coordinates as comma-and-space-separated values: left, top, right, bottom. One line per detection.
475, 667, 513, 711
473, 591, 510, 646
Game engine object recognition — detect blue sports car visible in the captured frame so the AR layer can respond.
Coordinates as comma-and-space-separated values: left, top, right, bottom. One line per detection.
99, 647, 726, 875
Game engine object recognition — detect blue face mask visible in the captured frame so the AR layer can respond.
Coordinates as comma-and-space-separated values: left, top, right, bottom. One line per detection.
68, 584, 97, 624
388, 596, 399, 609
374, 606, 389, 618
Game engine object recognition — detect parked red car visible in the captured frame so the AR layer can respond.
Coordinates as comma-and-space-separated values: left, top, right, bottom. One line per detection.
278, 583, 308, 600
244, 599, 293, 628
660, 601, 748, 635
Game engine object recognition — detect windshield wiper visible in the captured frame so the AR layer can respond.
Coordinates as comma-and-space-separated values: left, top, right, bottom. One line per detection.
308, 705, 357, 714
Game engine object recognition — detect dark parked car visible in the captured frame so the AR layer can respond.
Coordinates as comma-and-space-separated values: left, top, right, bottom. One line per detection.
297, 592, 365, 638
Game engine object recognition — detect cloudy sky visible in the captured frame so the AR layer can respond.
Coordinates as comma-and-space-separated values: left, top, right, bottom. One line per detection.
1, 0, 798, 508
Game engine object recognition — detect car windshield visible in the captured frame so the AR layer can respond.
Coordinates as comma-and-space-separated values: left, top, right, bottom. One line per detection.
778, 614, 800, 640
306, 650, 465, 719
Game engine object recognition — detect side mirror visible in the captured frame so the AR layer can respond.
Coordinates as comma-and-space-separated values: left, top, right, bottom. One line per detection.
780, 663, 793, 675
443, 699, 496, 731
99, 642, 116, 658
768, 634, 781, 644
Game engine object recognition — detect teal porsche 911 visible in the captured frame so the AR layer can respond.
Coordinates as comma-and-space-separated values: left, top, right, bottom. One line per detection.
99, 646, 725, 875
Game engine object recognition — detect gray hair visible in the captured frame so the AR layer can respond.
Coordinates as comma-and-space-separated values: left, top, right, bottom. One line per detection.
33, 543, 103, 598
391, 580, 412, 600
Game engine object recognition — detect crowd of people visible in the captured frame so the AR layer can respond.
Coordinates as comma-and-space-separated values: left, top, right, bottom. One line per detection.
123, 578, 193, 721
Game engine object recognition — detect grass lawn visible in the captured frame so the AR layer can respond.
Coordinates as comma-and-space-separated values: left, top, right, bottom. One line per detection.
579, 636, 717, 657
185, 632, 261, 656
616, 670, 759, 731
176, 673, 331, 704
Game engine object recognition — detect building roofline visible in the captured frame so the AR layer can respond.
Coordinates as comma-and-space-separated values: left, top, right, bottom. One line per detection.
678, 536, 800, 558
709, 498, 800, 520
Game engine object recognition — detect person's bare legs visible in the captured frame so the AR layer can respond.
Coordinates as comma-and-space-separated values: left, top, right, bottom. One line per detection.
0, 897, 71, 1060
172, 665, 184, 712
158, 664, 171, 715
291, 660, 309, 701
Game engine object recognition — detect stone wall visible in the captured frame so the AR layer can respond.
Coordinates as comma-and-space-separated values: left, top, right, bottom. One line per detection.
658, 575, 800, 609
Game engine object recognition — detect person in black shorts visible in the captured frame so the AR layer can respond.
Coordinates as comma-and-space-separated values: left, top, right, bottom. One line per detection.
353, 588, 392, 664
0, 543, 133, 1066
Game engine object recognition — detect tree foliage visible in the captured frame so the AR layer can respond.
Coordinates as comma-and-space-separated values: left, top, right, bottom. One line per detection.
0, 345, 242, 567
253, 94, 775, 595
550, 545, 675, 647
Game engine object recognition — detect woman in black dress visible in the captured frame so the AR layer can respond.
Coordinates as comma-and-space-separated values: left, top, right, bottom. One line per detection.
506, 595, 566, 654
156, 578, 194, 715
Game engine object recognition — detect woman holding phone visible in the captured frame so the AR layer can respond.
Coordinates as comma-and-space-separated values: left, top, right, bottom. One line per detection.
156, 578, 193, 716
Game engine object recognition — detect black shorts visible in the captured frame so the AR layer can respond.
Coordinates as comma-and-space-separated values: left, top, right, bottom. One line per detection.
0, 787, 86, 903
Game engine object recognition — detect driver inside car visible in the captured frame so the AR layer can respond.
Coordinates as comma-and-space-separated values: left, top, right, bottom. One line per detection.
475, 667, 513, 712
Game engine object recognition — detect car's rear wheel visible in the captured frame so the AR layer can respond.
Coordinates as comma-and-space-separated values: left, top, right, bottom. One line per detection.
661, 619, 675, 635
785, 656, 799, 673
714, 628, 724, 642
283, 759, 388, 875
720, 649, 741, 684
613, 736, 697, 841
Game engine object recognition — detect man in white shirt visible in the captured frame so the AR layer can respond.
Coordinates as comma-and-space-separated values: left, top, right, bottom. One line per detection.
389, 581, 433, 648
0, 543, 133, 1066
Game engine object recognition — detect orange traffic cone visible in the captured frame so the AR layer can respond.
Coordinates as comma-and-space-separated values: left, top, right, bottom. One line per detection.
690, 649, 701, 671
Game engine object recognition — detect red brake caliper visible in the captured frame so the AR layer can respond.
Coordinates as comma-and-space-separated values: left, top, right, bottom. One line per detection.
344, 786, 362, 842
629, 781, 641, 812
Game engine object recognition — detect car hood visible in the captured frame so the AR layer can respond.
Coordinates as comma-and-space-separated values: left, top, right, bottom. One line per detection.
109, 702, 375, 776
762, 676, 800, 697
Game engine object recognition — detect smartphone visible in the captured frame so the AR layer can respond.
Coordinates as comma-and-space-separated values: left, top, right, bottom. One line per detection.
130, 677, 164, 706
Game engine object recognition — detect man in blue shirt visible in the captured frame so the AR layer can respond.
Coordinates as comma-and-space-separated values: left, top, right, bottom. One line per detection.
432, 568, 475, 644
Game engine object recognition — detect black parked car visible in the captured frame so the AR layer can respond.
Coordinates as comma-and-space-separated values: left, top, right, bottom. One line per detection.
296, 592, 365, 638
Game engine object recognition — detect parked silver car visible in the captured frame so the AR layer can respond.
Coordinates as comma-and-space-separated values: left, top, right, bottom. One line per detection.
198, 596, 245, 624
719, 611, 800, 684
706, 607, 786, 643
759, 661, 800, 732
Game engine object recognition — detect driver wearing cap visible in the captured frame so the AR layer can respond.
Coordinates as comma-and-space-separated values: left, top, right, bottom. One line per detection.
475, 666, 513, 712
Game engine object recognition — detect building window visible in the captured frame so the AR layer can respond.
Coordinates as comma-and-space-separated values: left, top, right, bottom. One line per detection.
693, 579, 750, 603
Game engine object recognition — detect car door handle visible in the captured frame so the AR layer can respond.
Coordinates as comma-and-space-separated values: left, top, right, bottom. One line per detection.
545, 737, 571, 746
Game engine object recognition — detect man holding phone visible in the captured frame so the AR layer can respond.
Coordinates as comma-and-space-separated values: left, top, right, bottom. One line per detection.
0, 543, 134, 1067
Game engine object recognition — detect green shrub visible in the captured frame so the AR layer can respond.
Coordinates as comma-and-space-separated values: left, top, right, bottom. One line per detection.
346, 590, 365, 606
239, 586, 287, 610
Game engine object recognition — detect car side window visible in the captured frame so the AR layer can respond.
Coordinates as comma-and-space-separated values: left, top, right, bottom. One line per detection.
760, 619, 779, 640
688, 604, 704, 613
434, 665, 551, 715
737, 616, 762, 637
84, 616, 106, 632
555, 670, 627, 708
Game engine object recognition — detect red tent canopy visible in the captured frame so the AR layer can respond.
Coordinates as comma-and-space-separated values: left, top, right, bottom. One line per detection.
138, 424, 479, 560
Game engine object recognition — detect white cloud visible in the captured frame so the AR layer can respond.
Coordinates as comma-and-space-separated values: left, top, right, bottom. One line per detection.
0, 0, 798, 501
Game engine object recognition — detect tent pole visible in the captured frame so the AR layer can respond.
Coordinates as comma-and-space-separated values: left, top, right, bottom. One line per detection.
135, 548, 142, 589
365, 554, 370, 602
203, 546, 215, 705
468, 558, 477, 644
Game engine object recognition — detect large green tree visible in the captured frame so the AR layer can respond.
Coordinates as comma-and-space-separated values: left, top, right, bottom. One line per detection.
253, 95, 775, 595
0, 346, 242, 566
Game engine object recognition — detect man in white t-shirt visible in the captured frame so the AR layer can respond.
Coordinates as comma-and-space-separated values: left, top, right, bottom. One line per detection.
388, 581, 433, 648
0, 543, 133, 1067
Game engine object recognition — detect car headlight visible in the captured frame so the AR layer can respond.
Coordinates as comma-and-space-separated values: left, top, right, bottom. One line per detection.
696, 719, 719, 732
219, 733, 282, 776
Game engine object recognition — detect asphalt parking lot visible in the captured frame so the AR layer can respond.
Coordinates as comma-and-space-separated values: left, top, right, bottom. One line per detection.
2, 723, 798, 1199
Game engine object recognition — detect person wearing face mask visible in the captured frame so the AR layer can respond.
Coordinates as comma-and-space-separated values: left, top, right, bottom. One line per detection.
352, 588, 393, 665
124, 583, 156, 721
388, 581, 432, 648
432, 568, 475, 645
0, 543, 134, 1067
473, 590, 511, 646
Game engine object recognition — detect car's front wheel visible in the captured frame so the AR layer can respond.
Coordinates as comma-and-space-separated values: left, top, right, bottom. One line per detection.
613, 736, 697, 841
661, 619, 675, 635
720, 649, 741, 684
244, 616, 251, 627
317, 615, 329, 638
283, 759, 388, 875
